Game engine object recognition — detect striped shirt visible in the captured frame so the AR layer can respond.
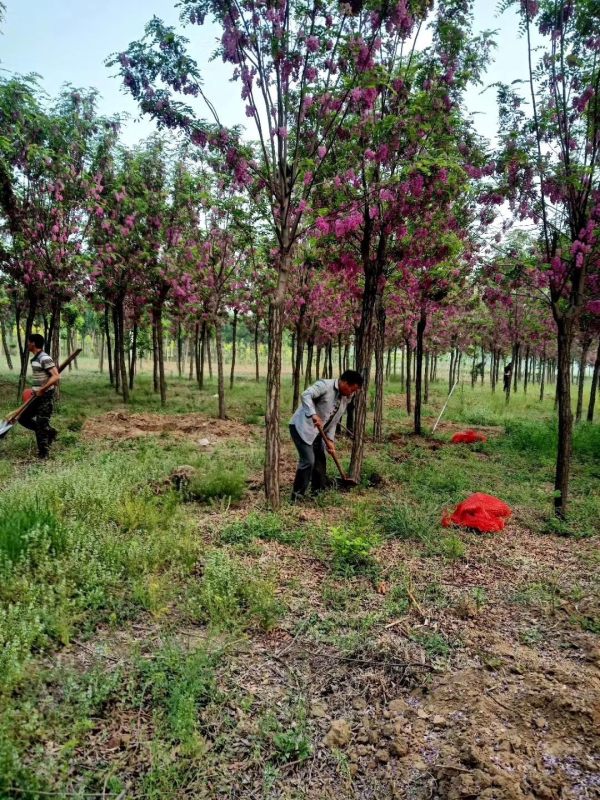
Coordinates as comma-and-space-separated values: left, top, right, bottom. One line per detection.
31, 350, 56, 393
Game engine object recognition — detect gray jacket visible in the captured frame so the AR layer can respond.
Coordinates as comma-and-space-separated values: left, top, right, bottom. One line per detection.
289, 379, 350, 445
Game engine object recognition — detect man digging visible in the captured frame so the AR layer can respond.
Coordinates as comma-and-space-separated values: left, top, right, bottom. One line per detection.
289, 370, 363, 502
19, 334, 60, 459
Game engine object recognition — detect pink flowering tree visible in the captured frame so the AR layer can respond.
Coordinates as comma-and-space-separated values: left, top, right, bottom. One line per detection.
108, 0, 440, 506
0, 78, 113, 395
494, 0, 600, 516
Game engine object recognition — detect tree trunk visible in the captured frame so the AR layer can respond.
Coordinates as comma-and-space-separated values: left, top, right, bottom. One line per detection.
540, 346, 546, 402
230, 309, 238, 390
104, 306, 114, 386
254, 321, 260, 382
512, 342, 520, 393
177, 321, 183, 378
194, 322, 202, 388
414, 311, 426, 435
480, 346, 485, 386
153, 299, 167, 406
523, 346, 530, 394
264, 299, 284, 508
18, 297, 37, 398
343, 342, 350, 373
471, 352, 477, 388
449, 348, 455, 394
405, 337, 412, 415
315, 346, 322, 380
587, 339, 600, 422
1, 318, 13, 370
206, 327, 213, 380
424, 350, 430, 404
576, 338, 591, 423
129, 321, 138, 391
292, 328, 304, 412
151, 313, 159, 393
304, 339, 314, 388
338, 334, 343, 376
349, 266, 380, 480
400, 346, 405, 391
554, 319, 574, 517
199, 321, 207, 390
373, 298, 386, 442
215, 319, 226, 419
112, 306, 121, 394
99, 328, 105, 374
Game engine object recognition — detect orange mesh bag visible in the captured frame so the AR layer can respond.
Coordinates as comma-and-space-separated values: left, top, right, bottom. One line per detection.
442, 493, 511, 533
451, 430, 487, 443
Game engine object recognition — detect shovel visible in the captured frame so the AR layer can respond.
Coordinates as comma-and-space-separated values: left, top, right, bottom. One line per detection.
314, 420, 359, 489
0, 349, 82, 440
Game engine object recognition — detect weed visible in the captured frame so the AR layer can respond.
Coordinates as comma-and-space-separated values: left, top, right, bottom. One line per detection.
519, 627, 543, 646
471, 587, 488, 609
194, 550, 282, 630
379, 502, 433, 543
186, 463, 247, 503
221, 512, 305, 546
272, 730, 312, 763
571, 614, 600, 634
330, 525, 380, 577
412, 631, 453, 660
433, 533, 466, 561
0, 501, 66, 565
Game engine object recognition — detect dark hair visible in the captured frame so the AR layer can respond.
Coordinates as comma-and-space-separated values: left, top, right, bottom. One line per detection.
340, 369, 364, 387
28, 333, 45, 349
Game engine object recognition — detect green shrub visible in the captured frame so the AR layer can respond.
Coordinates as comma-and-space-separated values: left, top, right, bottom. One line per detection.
330, 526, 379, 576
0, 501, 66, 565
196, 550, 281, 630
186, 464, 246, 503
221, 512, 304, 546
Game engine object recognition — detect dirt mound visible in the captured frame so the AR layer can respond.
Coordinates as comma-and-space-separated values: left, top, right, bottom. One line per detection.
82, 411, 253, 443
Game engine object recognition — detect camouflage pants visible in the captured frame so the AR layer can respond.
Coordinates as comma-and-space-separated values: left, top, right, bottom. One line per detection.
18, 393, 56, 457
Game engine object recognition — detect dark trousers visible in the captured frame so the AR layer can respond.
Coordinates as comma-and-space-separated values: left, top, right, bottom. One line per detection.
289, 424, 329, 500
18, 394, 56, 457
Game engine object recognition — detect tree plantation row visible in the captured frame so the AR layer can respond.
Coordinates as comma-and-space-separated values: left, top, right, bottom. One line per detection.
1, 0, 599, 516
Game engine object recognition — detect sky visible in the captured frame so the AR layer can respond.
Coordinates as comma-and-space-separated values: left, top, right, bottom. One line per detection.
0, 0, 533, 148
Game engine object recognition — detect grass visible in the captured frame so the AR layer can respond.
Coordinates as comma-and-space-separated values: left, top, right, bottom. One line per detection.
0, 360, 598, 797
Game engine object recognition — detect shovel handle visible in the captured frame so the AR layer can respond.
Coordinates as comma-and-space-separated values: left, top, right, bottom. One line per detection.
5, 349, 83, 424
314, 420, 351, 482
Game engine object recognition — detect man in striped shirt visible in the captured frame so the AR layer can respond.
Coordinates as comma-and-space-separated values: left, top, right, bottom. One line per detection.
19, 333, 60, 458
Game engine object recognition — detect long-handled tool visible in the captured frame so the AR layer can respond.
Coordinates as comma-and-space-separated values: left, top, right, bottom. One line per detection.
0, 349, 82, 440
431, 379, 458, 434
314, 419, 358, 489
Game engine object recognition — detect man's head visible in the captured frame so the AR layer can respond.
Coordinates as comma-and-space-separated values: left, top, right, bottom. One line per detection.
338, 370, 364, 397
27, 333, 45, 354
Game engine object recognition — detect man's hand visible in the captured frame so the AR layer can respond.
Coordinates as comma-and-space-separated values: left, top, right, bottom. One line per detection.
312, 414, 323, 427
324, 437, 336, 455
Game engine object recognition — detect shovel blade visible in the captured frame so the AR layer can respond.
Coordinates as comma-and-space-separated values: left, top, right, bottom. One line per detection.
0, 419, 14, 439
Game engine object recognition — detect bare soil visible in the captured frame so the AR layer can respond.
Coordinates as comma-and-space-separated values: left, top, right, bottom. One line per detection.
82, 410, 253, 443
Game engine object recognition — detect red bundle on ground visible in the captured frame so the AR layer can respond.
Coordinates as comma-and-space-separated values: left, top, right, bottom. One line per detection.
442, 493, 512, 533
451, 430, 487, 443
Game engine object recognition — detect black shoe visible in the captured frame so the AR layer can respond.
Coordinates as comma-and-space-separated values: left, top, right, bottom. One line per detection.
37, 451, 49, 460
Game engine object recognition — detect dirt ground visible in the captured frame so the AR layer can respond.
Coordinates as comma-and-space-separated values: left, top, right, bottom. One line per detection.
82, 410, 253, 443
68, 412, 600, 799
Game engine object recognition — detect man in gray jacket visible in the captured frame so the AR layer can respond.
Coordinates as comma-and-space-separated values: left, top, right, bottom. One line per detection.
289, 370, 363, 501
